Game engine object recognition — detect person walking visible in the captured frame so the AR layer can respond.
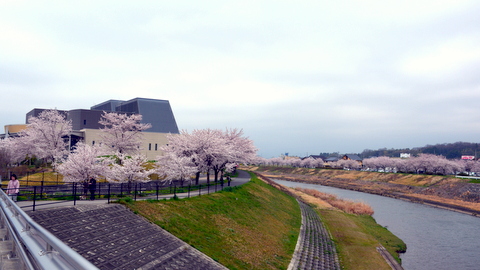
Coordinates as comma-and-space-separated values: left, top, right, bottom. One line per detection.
83, 180, 89, 200
88, 177, 97, 200
7, 174, 20, 202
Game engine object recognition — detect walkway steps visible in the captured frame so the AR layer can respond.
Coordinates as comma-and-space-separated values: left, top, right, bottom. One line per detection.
27, 204, 227, 270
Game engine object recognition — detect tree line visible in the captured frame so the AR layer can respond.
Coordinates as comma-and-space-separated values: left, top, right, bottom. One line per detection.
360, 142, 480, 159
256, 154, 480, 176
0, 109, 257, 186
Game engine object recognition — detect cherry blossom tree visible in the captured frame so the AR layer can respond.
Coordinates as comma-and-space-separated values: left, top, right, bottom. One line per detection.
99, 112, 152, 156
264, 157, 282, 166
56, 142, 109, 183
471, 160, 480, 175
158, 128, 257, 184
211, 128, 257, 181
106, 154, 154, 191
363, 156, 395, 172
155, 152, 197, 186
160, 131, 204, 184
0, 137, 25, 169
300, 157, 318, 168
19, 109, 72, 165
335, 159, 361, 170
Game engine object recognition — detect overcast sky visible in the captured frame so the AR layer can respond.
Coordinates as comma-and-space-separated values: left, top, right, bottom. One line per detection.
1, 1, 479, 158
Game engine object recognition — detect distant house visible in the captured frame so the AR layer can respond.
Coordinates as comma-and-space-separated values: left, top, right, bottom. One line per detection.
400, 153, 411, 159
305, 155, 327, 161
283, 155, 301, 161
342, 154, 363, 164
324, 157, 340, 163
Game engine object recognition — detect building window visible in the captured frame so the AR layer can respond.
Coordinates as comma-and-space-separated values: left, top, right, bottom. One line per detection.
84, 120, 86, 125
92, 141, 95, 145
149, 143, 152, 151
155, 144, 158, 151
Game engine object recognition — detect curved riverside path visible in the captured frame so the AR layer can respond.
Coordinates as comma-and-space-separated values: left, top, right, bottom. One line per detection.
17, 171, 343, 269
288, 201, 341, 270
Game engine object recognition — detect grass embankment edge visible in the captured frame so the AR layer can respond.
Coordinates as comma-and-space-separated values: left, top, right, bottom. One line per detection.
256, 172, 406, 270
122, 172, 301, 270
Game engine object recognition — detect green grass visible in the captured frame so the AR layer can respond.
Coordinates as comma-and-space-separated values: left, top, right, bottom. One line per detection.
123, 172, 302, 270
318, 209, 406, 270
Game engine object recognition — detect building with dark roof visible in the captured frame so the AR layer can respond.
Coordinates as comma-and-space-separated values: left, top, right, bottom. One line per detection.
90, 98, 179, 133
4, 98, 179, 160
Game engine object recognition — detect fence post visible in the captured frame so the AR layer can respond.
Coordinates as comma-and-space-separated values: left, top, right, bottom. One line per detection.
108, 184, 111, 204
73, 182, 77, 206
33, 186, 37, 212
40, 172, 45, 195
188, 183, 191, 198
156, 182, 159, 200
134, 183, 137, 201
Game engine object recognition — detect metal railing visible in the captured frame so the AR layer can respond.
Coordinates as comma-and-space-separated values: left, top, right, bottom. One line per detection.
0, 189, 99, 270
8, 179, 232, 211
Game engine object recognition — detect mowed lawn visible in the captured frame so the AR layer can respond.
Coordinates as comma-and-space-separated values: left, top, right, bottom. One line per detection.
124, 173, 302, 270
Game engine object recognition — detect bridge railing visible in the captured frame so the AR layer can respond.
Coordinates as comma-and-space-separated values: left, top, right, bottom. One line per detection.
0, 189, 98, 270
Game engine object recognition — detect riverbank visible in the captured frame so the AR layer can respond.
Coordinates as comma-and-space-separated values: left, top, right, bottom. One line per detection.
243, 166, 480, 217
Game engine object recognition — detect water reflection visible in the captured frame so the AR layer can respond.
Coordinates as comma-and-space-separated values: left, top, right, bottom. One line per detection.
274, 179, 480, 270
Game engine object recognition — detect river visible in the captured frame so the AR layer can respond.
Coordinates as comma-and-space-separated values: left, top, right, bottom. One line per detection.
273, 179, 480, 270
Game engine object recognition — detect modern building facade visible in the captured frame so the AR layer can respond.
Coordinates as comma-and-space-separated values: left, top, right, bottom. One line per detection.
3, 98, 179, 160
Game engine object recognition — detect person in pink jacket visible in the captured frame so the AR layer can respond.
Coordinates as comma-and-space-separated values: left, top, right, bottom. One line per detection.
7, 174, 20, 202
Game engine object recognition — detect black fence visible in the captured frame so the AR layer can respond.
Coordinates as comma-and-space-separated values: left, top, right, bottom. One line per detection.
3, 178, 232, 211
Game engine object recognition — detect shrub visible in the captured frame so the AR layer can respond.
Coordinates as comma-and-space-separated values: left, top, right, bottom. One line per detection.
295, 187, 374, 215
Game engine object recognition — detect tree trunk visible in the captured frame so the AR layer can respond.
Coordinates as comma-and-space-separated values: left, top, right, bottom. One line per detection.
195, 172, 200, 185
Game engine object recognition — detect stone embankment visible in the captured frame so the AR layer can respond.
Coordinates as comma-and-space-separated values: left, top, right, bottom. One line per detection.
28, 204, 227, 270
288, 201, 340, 270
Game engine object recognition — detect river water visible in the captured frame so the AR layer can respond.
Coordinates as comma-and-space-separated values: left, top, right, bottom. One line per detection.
273, 179, 480, 270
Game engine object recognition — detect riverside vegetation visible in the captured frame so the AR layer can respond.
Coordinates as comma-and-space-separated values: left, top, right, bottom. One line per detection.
122, 172, 405, 270
246, 165, 480, 215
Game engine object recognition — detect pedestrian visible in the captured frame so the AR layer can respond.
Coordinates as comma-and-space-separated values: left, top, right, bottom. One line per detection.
83, 180, 89, 200
7, 174, 20, 202
89, 177, 97, 200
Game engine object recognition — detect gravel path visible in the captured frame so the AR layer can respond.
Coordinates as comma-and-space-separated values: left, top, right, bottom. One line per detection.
288, 200, 341, 270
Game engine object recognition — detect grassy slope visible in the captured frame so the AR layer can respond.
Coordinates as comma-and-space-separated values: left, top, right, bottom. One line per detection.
124, 173, 301, 270
319, 209, 405, 269
255, 166, 454, 187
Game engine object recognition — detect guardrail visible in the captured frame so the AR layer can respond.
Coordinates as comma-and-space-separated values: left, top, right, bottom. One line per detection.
0, 189, 99, 270
455, 175, 480, 180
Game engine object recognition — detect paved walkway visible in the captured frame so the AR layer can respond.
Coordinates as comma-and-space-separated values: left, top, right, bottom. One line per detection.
17, 171, 251, 211
288, 201, 341, 270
